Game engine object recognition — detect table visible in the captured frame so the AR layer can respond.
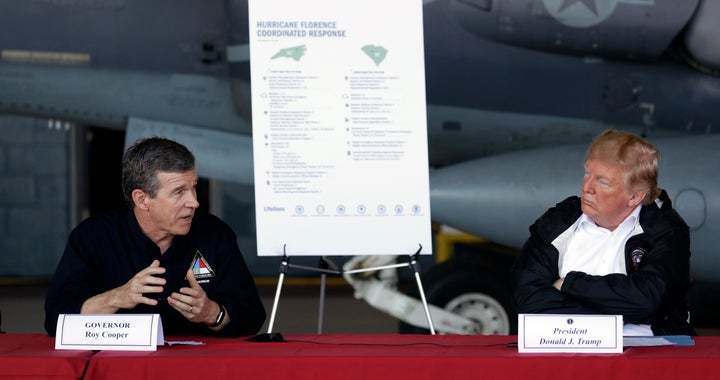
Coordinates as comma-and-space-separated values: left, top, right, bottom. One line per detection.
83, 334, 720, 380
0, 333, 94, 380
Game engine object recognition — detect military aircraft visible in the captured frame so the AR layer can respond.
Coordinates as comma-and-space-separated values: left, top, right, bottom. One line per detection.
0, 0, 719, 334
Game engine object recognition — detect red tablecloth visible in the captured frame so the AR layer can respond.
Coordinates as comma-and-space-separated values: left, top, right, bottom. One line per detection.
0, 334, 94, 380
3, 334, 719, 379
83, 334, 720, 380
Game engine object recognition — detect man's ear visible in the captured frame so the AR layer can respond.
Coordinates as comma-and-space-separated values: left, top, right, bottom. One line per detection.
132, 189, 148, 210
628, 191, 644, 208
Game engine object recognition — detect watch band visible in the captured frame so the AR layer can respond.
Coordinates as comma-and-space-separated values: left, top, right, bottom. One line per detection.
207, 304, 226, 328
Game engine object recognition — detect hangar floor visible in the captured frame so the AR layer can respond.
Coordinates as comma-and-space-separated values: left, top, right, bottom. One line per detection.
0, 281, 399, 335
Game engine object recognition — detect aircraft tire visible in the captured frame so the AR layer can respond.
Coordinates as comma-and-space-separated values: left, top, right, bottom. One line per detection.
398, 256, 517, 335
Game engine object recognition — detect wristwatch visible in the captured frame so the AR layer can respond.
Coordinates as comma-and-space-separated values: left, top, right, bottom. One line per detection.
207, 304, 226, 328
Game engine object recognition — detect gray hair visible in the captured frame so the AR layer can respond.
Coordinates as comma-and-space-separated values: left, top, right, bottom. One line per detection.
121, 137, 196, 209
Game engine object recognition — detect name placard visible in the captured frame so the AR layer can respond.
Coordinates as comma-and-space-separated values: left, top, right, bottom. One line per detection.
518, 314, 623, 353
55, 314, 164, 351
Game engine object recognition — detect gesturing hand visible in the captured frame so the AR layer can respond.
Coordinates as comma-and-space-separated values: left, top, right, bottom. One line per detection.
168, 269, 218, 325
112, 259, 167, 309
82, 259, 167, 314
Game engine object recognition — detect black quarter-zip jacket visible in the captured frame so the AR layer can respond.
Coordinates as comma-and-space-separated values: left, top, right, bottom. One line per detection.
512, 190, 696, 335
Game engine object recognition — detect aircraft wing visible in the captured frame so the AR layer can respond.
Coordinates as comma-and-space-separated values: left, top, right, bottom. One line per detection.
2, 0, 720, 171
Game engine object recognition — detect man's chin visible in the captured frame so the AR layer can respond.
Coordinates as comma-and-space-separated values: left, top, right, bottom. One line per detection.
580, 204, 595, 217
174, 221, 192, 235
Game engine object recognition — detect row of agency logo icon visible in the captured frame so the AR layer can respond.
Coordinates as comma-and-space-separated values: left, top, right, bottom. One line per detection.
294, 203, 424, 216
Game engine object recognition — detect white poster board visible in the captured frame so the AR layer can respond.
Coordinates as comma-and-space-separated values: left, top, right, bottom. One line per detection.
248, 0, 431, 256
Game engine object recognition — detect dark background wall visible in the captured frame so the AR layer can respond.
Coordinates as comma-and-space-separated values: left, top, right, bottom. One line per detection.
0, 116, 70, 279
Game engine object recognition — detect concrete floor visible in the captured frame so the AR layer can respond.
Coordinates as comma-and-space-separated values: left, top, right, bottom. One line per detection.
2, 281, 718, 336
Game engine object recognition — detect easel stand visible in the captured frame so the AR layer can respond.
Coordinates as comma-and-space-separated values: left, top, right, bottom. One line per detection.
248, 245, 435, 342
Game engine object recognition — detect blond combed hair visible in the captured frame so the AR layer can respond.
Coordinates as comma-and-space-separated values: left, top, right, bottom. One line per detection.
586, 129, 660, 205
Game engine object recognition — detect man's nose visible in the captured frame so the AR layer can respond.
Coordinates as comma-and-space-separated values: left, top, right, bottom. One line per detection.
186, 194, 200, 208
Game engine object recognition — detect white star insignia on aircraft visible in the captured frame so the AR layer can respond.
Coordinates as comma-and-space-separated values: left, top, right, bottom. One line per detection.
558, 0, 599, 15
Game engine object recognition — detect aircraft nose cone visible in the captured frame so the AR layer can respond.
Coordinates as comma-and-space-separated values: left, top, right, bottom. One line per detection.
429, 145, 587, 248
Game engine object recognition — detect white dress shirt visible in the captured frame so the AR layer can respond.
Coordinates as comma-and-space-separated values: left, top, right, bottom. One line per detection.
553, 204, 652, 336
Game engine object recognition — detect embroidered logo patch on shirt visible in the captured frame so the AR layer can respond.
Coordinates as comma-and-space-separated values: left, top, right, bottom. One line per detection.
631, 247, 646, 272
187, 250, 216, 283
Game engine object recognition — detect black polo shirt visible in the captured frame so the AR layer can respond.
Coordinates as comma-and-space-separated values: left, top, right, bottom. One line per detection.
44, 209, 266, 337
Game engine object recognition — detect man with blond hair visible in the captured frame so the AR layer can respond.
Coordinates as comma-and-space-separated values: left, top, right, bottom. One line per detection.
512, 129, 695, 336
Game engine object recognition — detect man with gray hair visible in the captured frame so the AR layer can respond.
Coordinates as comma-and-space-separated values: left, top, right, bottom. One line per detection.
45, 137, 266, 337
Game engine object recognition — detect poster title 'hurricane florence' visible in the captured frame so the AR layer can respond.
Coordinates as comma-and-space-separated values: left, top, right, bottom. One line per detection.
256, 21, 348, 38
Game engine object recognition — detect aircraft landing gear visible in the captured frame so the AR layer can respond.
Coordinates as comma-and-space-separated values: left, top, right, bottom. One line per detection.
398, 255, 517, 335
